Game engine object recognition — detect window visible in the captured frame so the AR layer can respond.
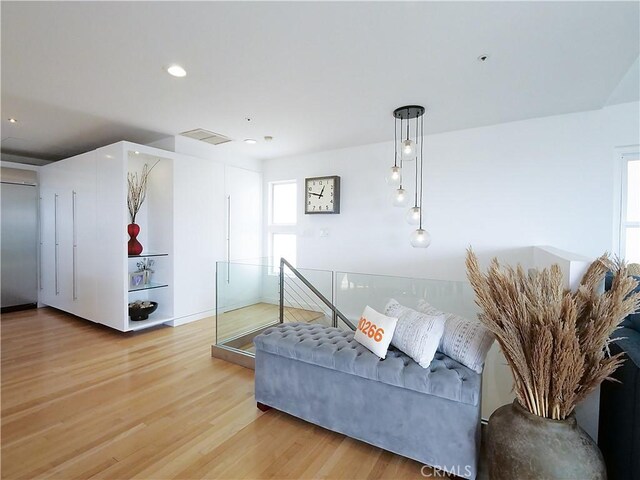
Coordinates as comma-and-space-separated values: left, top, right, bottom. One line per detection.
621, 156, 640, 263
268, 180, 297, 268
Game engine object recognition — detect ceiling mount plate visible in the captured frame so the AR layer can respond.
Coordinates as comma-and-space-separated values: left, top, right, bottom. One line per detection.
393, 105, 426, 120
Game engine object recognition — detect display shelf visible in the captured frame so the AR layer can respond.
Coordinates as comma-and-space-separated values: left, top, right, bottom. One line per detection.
128, 253, 169, 258
128, 282, 169, 293
127, 315, 173, 331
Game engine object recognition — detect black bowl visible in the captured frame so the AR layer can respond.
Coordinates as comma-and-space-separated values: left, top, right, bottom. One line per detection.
129, 301, 159, 321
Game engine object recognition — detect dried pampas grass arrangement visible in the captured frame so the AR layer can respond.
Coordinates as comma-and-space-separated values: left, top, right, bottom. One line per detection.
466, 249, 640, 420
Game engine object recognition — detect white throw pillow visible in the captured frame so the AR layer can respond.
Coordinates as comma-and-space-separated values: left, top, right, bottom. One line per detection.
384, 299, 446, 368
353, 306, 398, 359
416, 299, 495, 374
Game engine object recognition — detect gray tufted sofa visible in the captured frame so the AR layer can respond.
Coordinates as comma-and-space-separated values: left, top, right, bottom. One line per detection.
254, 323, 482, 479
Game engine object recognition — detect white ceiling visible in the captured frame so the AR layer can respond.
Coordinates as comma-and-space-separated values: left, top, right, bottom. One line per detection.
1, 1, 639, 162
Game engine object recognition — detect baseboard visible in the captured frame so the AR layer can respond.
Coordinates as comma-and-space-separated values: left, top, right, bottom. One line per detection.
217, 298, 263, 314
168, 309, 215, 327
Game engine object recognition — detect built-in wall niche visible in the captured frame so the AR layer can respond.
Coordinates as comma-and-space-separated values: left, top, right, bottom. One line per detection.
126, 151, 173, 255
126, 150, 174, 330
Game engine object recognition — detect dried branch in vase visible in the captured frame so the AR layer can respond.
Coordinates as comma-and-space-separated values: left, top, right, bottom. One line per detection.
466, 249, 640, 420
127, 161, 159, 224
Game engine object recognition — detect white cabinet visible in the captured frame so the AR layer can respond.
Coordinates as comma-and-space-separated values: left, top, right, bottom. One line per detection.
220, 166, 263, 309
172, 156, 225, 322
225, 166, 262, 262
39, 142, 262, 331
39, 152, 97, 319
93, 143, 127, 329
40, 143, 170, 331
39, 141, 263, 331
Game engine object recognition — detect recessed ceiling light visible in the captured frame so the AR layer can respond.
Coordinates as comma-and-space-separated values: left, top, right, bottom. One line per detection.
8, 118, 17, 123
167, 65, 187, 77
134, 151, 140, 155
244, 139, 257, 145
477, 54, 489, 62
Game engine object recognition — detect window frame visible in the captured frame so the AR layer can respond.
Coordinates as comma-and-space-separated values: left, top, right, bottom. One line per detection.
618, 150, 640, 261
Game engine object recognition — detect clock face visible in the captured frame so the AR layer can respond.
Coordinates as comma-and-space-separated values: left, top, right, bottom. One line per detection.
305, 176, 340, 214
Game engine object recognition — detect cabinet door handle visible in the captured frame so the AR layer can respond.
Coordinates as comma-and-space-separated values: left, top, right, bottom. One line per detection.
227, 195, 231, 284
54, 193, 59, 295
72, 191, 77, 301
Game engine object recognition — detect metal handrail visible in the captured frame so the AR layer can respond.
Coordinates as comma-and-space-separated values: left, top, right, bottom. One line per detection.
279, 257, 356, 330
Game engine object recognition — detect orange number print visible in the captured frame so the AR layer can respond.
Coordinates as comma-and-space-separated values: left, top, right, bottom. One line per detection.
357, 317, 385, 343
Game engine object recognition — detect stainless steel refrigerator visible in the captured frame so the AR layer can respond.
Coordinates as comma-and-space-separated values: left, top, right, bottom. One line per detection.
1, 180, 38, 311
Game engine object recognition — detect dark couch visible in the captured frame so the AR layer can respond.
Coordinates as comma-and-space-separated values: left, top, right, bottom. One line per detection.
598, 273, 640, 480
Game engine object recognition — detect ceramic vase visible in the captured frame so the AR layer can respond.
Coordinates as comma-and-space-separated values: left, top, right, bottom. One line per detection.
127, 223, 143, 255
486, 400, 606, 480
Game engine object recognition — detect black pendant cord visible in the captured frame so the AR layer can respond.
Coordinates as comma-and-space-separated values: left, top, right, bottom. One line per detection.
414, 117, 419, 207
419, 114, 424, 230
394, 117, 398, 168
406, 115, 410, 141
399, 118, 403, 189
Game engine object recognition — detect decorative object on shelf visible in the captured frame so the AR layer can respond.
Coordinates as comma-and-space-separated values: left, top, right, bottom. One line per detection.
465, 250, 640, 480
128, 271, 146, 289
128, 300, 158, 321
388, 106, 431, 247
127, 223, 143, 256
136, 258, 155, 284
304, 176, 341, 214
127, 161, 159, 255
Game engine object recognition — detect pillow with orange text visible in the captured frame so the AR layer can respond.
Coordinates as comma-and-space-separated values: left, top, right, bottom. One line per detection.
353, 306, 398, 359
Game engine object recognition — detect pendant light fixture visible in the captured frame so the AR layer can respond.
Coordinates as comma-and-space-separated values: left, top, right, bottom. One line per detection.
409, 109, 430, 248
388, 105, 431, 248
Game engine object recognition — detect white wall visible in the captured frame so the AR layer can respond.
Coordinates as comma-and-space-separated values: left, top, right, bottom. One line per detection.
262, 102, 639, 281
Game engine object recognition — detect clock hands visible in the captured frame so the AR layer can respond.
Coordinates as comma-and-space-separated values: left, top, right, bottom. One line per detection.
309, 186, 325, 198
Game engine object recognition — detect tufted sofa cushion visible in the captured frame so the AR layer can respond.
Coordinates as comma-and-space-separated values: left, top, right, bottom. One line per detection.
254, 322, 481, 406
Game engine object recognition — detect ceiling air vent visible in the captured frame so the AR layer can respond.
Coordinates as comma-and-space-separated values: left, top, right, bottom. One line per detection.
180, 128, 232, 145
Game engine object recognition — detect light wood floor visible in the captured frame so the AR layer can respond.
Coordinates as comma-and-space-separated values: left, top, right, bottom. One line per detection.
1, 307, 438, 480
217, 303, 327, 344
218, 303, 328, 353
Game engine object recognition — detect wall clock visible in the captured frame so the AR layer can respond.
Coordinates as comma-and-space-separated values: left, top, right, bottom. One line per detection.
305, 176, 340, 214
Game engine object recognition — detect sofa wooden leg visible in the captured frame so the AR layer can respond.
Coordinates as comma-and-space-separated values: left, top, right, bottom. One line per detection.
257, 402, 272, 412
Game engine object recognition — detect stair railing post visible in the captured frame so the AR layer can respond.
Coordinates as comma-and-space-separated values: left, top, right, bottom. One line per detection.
332, 272, 337, 327
279, 257, 284, 323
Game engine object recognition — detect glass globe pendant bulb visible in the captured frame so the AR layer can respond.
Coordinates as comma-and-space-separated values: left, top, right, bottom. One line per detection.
406, 206, 421, 225
393, 187, 408, 207
410, 228, 431, 248
401, 139, 416, 160
386, 166, 402, 187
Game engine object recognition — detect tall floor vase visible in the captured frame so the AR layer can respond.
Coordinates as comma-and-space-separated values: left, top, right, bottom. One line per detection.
486, 400, 606, 480
127, 223, 143, 255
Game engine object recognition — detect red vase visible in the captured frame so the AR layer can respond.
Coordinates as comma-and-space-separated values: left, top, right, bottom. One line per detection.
127, 223, 143, 255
